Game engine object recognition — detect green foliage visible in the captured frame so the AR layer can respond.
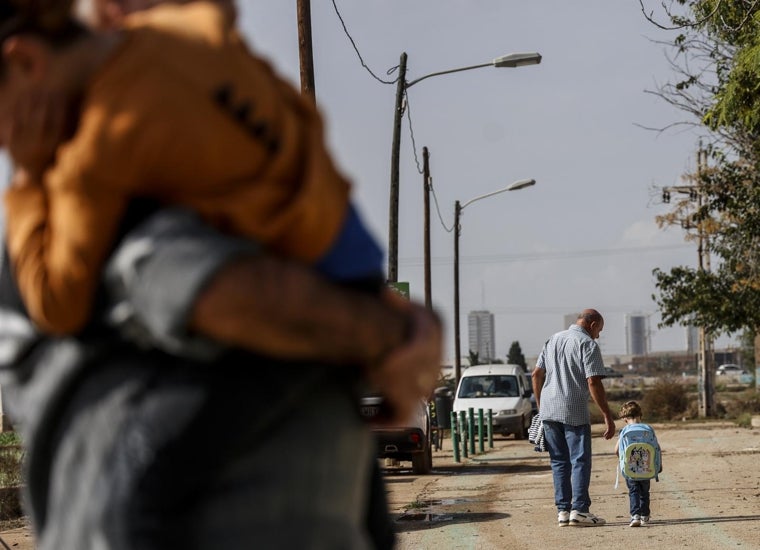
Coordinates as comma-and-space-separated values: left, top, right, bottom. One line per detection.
467, 350, 480, 366
0, 433, 21, 447
506, 341, 527, 370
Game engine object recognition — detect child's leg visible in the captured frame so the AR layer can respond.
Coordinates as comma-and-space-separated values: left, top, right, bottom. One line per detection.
639, 480, 651, 517
626, 479, 642, 517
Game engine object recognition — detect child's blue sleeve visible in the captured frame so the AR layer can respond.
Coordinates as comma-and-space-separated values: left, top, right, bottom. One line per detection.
315, 203, 384, 282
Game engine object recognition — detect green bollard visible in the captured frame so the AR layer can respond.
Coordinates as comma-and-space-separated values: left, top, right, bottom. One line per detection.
478, 408, 485, 454
467, 407, 475, 456
459, 411, 468, 458
487, 409, 494, 448
451, 411, 460, 463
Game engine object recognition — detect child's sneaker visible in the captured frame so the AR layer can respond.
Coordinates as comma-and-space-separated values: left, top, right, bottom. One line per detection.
558, 510, 570, 527
570, 510, 606, 526
640, 515, 650, 525
629, 515, 641, 527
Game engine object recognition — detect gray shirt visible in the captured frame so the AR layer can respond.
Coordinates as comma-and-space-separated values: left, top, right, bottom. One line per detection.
536, 324, 606, 425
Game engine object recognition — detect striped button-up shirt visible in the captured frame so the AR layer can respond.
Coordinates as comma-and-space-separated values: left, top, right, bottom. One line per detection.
536, 324, 606, 426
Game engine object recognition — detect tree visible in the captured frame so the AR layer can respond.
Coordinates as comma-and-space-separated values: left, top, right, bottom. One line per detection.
467, 350, 480, 367
643, 0, 760, 373
507, 341, 527, 371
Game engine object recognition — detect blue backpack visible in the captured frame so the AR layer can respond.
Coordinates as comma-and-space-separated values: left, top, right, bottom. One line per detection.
615, 423, 661, 488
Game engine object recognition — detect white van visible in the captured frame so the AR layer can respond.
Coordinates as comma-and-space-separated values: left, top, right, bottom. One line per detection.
453, 364, 534, 439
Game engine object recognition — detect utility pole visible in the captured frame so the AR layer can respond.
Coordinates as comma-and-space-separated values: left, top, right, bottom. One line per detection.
661, 145, 715, 416
422, 146, 432, 310
297, 0, 316, 102
388, 52, 408, 283
453, 200, 462, 382
696, 146, 715, 417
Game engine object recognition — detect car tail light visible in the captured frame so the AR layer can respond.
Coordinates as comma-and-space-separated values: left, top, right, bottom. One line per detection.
409, 433, 421, 444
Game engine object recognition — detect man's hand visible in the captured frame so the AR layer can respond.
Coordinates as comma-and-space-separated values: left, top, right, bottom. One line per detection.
366, 295, 443, 425
602, 413, 616, 440
8, 90, 69, 183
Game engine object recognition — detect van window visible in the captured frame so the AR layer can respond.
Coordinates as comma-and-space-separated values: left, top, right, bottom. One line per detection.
458, 375, 519, 398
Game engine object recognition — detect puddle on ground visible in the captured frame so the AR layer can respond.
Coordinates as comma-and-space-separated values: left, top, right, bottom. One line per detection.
420, 498, 477, 506
397, 513, 455, 523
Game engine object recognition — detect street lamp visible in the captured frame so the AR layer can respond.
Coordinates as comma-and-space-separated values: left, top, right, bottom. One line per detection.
387, 52, 542, 283
453, 178, 536, 383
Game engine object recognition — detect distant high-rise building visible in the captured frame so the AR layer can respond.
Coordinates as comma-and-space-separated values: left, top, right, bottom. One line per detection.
686, 325, 699, 354
626, 314, 649, 356
468, 310, 495, 362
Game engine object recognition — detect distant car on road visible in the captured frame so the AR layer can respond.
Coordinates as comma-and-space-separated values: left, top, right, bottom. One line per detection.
360, 395, 433, 474
602, 366, 623, 378
716, 364, 748, 376
453, 364, 534, 439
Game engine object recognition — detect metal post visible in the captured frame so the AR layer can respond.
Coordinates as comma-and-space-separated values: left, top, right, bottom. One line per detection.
460, 410, 468, 458
468, 407, 475, 456
487, 409, 494, 448
422, 146, 432, 309
454, 201, 462, 383
450, 411, 460, 463
478, 408, 484, 453
388, 52, 408, 283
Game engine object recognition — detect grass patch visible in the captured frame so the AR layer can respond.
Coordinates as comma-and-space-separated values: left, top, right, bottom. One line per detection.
0, 432, 24, 521
0, 433, 21, 447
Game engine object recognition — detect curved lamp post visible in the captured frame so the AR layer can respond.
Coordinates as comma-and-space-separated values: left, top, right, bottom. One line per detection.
453, 178, 537, 383
387, 52, 542, 283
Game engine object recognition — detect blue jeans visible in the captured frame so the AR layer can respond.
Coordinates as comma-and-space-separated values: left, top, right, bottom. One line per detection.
542, 421, 592, 513
626, 479, 651, 517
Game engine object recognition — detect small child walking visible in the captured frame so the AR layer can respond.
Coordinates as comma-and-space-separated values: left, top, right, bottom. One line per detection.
614, 401, 662, 527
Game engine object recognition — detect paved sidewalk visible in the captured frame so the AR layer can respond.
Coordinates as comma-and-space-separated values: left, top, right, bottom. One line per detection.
385, 422, 760, 550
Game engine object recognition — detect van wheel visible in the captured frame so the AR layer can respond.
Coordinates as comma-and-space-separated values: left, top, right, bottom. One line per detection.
514, 415, 527, 440
521, 414, 532, 440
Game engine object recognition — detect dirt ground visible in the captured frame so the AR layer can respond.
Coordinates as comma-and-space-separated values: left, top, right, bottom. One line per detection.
1, 420, 758, 549
386, 420, 760, 550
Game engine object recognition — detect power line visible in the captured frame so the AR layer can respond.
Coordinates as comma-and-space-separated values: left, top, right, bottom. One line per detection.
429, 178, 454, 233
434, 304, 656, 315
404, 89, 424, 174
330, 0, 399, 85
399, 243, 693, 266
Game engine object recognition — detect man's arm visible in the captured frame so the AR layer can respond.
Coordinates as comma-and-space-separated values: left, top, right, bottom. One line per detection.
107, 209, 442, 424
190, 256, 408, 366
531, 366, 545, 411
587, 375, 615, 440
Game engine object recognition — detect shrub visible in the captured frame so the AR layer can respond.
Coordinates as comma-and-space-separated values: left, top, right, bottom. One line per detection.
641, 377, 689, 421
722, 390, 760, 419
0, 440, 23, 521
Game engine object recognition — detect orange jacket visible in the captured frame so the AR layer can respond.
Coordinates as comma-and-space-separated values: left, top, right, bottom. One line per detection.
4, 2, 350, 334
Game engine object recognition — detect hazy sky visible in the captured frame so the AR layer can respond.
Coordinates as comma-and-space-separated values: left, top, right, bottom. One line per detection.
0, 1, 734, 361
237, 1, 738, 361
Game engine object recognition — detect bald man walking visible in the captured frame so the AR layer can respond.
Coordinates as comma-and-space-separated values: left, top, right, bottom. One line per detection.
531, 309, 615, 527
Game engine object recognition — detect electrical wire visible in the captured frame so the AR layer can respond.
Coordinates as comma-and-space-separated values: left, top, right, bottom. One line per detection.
329, 1, 428, 175
330, 0, 399, 85
404, 89, 424, 174
429, 181, 454, 233
399, 243, 693, 266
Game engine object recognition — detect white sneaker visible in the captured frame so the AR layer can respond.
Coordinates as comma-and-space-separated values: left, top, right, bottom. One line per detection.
641, 515, 650, 525
570, 510, 606, 527
629, 515, 641, 527
558, 510, 570, 527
